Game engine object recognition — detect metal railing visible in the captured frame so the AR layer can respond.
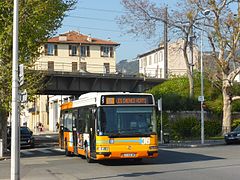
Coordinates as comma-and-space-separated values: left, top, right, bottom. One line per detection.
33, 61, 188, 79
34, 61, 116, 74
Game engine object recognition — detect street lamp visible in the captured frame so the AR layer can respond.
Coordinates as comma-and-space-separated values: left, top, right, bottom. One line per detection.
200, 9, 210, 145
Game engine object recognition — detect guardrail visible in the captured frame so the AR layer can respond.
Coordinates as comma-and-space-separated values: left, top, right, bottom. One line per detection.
33, 61, 187, 79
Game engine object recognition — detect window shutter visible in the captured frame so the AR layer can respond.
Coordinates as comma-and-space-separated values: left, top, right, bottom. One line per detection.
54, 45, 58, 56
110, 47, 113, 58
100, 46, 103, 57
69, 45, 72, 56
87, 46, 90, 57
44, 44, 48, 55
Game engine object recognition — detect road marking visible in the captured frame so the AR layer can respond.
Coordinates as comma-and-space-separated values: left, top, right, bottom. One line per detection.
20, 151, 34, 155
37, 149, 53, 154
20, 147, 65, 157
53, 148, 65, 152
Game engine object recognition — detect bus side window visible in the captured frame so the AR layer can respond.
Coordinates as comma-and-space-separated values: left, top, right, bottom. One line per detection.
84, 109, 90, 133
64, 111, 73, 132
79, 108, 86, 133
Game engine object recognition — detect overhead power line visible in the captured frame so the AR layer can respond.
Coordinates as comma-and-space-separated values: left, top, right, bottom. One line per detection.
66, 15, 115, 22
77, 7, 124, 14
63, 24, 121, 32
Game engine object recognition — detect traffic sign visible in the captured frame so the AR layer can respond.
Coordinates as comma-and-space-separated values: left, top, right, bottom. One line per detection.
19, 64, 24, 86
198, 96, 204, 102
158, 98, 162, 111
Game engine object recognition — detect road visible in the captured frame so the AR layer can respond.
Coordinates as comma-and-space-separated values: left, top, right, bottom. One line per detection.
1, 135, 240, 180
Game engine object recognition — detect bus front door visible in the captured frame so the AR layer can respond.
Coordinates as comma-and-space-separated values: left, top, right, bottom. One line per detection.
89, 111, 96, 158
73, 127, 78, 154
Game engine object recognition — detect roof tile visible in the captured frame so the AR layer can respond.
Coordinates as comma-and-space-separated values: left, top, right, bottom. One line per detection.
48, 31, 120, 46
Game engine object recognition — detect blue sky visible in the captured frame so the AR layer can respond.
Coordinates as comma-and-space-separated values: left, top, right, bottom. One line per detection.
57, 0, 178, 62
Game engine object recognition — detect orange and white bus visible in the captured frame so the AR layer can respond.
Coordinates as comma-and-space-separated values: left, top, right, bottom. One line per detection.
60, 92, 158, 162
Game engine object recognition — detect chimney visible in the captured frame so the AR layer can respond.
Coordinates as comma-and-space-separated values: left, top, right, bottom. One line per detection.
59, 34, 67, 41
87, 34, 92, 42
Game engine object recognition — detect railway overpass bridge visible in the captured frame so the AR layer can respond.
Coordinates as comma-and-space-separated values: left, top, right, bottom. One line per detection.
39, 71, 165, 95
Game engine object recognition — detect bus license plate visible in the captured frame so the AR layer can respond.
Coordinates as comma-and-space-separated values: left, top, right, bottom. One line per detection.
122, 153, 136, 157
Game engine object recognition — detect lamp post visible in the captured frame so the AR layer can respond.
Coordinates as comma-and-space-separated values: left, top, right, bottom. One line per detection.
200, 9, 210, 145
11, 0, 20, 179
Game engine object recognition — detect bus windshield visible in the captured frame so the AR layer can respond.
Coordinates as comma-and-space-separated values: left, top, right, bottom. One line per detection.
98, 106, 156, 137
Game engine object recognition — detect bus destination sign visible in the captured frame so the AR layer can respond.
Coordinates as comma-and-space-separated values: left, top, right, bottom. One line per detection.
101, 95, 153, 105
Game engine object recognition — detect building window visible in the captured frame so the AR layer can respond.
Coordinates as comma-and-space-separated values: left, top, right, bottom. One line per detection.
159, 68, 162, 78
69, 45, 78, 56
81, 46, 90, 57
101, 46, 113, 57
45, 44, 57, 56
72, 62, 77, 72
48, 61, 54, 71
103, 63, 110, 74
149, 56, 152, 65
159, 51, 164, 62
142, 57, 147, 67
154, 53, 158, 63
80, 62, 87, 72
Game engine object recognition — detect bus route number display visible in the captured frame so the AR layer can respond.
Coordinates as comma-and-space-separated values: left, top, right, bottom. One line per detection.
101, 95, 153, 105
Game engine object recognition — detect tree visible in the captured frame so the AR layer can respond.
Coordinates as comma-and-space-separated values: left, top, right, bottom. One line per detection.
190, 0, 240, 134
148, 73, 222, 113
118, 0, 202, 98
119, 0, 240, 134
0, 0, 76, 155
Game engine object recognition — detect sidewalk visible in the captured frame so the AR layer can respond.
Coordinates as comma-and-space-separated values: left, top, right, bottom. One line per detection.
0, 151, 10, 161
33, 130, 59, 136
158, 139, 225, 148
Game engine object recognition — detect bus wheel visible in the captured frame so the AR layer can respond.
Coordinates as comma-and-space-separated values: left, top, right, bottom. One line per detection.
65, 141, 71, 156
85, 146, 94, 163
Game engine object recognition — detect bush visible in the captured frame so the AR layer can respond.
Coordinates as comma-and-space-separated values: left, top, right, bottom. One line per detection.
168, 117, 221, 140
204, 120, 222, 137
232, 119, 240, 130
170, 117, 200, 140
156, 112, 170, 137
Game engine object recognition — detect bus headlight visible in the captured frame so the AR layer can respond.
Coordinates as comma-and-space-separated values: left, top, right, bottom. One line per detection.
97, 147, 109, 151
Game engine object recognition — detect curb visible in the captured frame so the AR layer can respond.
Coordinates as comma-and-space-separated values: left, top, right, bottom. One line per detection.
0, 156, 10, 161
158, 140, 225, 148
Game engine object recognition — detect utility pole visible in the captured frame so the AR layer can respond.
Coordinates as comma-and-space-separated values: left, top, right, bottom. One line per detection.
164, 7, 168, 79
11, 0, 20, 179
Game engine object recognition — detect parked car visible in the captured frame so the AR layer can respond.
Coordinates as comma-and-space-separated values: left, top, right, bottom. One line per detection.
224, 126, 240, 144
7, 126, 35, 149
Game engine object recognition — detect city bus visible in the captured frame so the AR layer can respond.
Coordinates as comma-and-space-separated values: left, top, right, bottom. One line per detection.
59, 92, 158, 162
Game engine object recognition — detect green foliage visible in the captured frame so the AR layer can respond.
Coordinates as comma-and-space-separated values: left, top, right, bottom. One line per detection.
148, 73, 223, 112
170, 117, 200, 140
156, 112, 170, 135
204, 120, 222, 137
0, 0, 76, 112
166, 117, 222, 140
231, 83, 240, 112
232, 119, 240, 130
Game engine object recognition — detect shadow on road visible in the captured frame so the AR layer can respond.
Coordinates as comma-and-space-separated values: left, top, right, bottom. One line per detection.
77, 149, 225, 180
99, 149, 223, 166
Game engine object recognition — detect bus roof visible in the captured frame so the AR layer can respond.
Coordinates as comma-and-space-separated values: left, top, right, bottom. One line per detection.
61, 92, 155, 110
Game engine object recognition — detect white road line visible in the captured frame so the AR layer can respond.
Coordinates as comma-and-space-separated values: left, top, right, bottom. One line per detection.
20, 151, 34, 155
37, 149, 53, 154
53, 148, 65, 152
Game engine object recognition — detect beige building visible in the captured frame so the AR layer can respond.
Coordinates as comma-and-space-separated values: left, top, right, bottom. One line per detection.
35, 31, 120, 73
138, 39, 199, 78
25, 31, 120, 132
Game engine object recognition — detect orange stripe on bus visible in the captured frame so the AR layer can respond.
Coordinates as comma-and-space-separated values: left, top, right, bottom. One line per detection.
61, 102, 73, 110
